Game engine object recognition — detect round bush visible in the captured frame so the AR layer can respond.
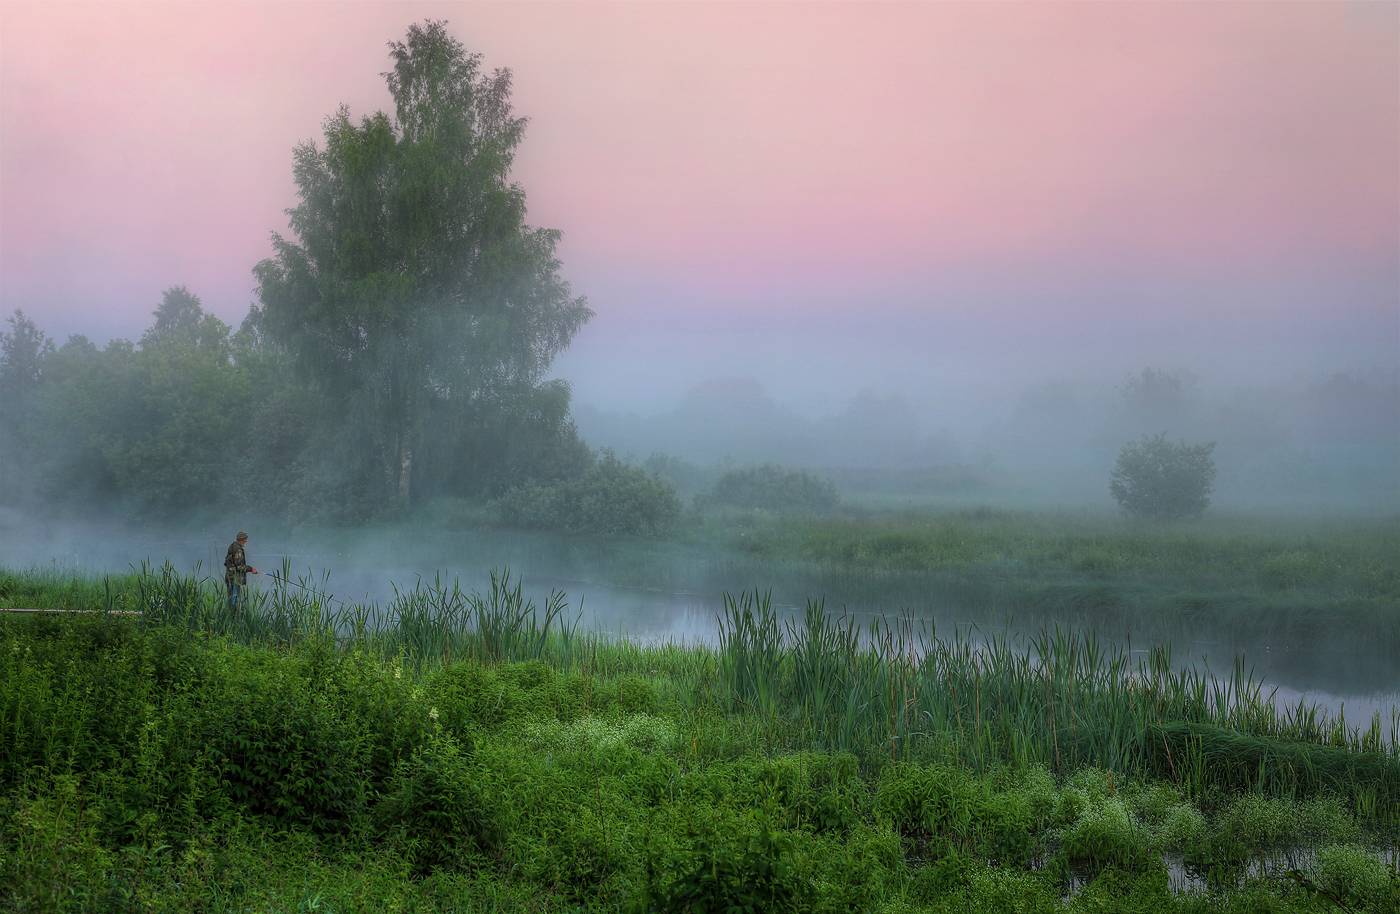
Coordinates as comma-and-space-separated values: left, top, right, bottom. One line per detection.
491, 450, 682, 536
1109, 433, 1216, 521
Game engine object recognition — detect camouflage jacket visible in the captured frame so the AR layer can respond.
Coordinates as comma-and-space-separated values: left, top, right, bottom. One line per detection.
224, 542, 251, 585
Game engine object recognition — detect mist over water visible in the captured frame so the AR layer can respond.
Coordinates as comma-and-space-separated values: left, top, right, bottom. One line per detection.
6, 507, 1395, 739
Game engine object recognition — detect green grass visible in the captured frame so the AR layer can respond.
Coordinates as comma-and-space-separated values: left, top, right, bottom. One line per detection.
679, 509, 1400, 654
1, 562, 1398, 911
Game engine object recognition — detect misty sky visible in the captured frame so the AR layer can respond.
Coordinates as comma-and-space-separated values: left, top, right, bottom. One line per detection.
2, 1, 1396, 418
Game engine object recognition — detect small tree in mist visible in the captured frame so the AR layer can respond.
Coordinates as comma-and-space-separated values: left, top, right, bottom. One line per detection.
1109, 433, 1217, 522
1120, 368, 1194, 417
140, 286, 206, 348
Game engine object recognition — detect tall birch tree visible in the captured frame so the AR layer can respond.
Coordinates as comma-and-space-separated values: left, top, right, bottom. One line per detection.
253, 21, 592, 501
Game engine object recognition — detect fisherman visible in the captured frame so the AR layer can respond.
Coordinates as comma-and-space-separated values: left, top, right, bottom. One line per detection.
224, 531, 259, 609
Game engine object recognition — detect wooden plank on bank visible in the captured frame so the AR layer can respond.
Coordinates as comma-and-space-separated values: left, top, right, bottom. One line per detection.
0, 608, 144, 616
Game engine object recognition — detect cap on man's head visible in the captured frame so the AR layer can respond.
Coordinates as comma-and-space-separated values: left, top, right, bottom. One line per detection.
236, 532, 248, 542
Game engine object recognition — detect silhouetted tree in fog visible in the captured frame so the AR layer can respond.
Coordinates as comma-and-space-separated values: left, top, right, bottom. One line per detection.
0, 311, 55, 501
141, 286, 206, 348
1119, 368, 1196, 423
1110, 433, 1217, 521
252, 20, 592, 506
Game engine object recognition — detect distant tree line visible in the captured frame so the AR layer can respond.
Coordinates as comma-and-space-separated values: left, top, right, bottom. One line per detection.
0, 291, 591, 524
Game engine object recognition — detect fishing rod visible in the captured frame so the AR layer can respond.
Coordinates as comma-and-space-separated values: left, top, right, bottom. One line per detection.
260, 569, 361, 612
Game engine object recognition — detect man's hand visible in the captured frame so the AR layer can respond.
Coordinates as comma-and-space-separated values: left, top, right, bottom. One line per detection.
250, 568, 259, 575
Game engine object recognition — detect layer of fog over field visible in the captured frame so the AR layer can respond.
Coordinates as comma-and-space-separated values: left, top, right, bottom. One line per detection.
4, 329, 1397, 733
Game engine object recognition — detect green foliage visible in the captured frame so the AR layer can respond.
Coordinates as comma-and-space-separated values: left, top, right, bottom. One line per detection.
875, 764, 1041, 867
0, 310, 55, 503
635, 813, 814, 914
1152, 801, 1207, 851
253, 20, 592, 505
205, 645, 375, 833
696, 463, 840, 514
370, 734, 495, 872
1, 775, 113, 913
1150, 721, 1400, 818
0, 291, 258, 514
1182, 829, 1250, 887
3, 561, 1400, 912
491, 450, 683, 535
1059, 796, 1154, 873
1110, 433, 1218, 521
1308, 844, 1400, 908
517, 714, 678, 756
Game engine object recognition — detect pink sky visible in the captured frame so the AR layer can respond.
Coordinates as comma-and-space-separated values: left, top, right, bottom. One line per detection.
1, 1, 1396, 404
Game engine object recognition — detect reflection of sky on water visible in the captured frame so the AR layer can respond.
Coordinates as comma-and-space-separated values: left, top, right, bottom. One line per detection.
5, 512, 1396, 737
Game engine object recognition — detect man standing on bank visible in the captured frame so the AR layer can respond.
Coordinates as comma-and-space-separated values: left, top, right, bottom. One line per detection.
224, 531, 258, 609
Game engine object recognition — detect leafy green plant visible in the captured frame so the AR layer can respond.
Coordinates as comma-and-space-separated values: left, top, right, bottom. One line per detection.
1291, 845, 1400, 913
635, 813, 814, 914
1059, 797, 1154, 874
1109, 433, 1217, 521
370, 734, 495, 873
1182, 830, 1249, 887
1, 776, 112, 913
205, 643, 377, 833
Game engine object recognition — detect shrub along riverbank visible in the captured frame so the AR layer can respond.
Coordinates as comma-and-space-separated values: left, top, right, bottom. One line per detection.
1, 564, 1397, 912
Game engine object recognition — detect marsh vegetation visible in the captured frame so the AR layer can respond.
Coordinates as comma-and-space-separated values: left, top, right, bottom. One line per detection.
2, 562, 1397, 912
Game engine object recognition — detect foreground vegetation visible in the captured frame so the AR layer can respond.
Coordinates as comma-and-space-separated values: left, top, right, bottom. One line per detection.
2, 563, 1397, 912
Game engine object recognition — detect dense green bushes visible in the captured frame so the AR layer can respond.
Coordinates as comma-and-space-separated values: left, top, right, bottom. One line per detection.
1110, 434, 1218, 522
491, 450, 683, 535
0, 293, 595, 523
371, 734, 496, 873
695, 463, 840, 514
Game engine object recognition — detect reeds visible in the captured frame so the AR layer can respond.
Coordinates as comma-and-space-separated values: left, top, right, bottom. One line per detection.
8, 561, 1399, 821
699, 595, 1400, 819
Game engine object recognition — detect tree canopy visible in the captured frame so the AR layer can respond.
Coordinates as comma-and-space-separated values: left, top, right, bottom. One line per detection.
252, 20, 592, 504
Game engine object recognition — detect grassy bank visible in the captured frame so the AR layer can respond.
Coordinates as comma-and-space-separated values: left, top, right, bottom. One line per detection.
683, 509, 1400, 654
1, 564, 1397, 912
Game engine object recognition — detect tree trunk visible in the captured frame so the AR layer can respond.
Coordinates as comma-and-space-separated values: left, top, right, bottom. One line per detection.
398, 421, 413, 499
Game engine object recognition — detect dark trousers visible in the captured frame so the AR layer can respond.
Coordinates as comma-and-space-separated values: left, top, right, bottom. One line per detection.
227, 580, 242, 609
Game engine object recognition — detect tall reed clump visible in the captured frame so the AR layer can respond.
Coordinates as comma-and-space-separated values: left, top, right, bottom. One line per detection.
378, 569, 575, 670
706, 591, 1400, 821
107, 561, 579, 671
